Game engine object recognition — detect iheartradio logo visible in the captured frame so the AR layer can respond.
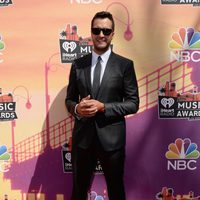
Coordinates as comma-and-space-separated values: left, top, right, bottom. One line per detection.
65, 152, 71, 162
62, 41, 77, 52
161, 98, 175, 108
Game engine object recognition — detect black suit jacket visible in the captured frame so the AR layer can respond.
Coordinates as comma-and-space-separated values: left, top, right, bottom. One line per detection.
65, 52, 139, 151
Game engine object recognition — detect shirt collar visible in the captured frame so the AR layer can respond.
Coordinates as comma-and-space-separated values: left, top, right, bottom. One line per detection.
92, 47, 112, 63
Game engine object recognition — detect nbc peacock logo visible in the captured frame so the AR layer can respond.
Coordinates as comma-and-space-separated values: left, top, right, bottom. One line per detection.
0, 36, 5, 50
166, 138, 200, 171
0, 35, 5, 63
0, 145, 11, 173
169, 27, 200, 50
169, 27, 200, 62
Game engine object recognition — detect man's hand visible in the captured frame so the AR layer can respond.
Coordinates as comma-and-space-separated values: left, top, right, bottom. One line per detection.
76, 95, 105, 117
82, 99, 105, 112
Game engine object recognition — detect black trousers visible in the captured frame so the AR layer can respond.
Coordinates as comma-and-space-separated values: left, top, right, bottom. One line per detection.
71, 136, 126, 200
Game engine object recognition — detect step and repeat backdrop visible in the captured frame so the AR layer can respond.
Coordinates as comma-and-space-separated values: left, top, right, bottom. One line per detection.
1, 0, 200, 199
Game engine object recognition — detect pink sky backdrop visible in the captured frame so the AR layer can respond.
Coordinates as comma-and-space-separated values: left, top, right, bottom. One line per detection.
0, 0, 199, 147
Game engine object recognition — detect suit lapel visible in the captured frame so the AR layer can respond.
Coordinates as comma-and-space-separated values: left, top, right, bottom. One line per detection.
83, 54, 93, 96
97, 52, 116, 99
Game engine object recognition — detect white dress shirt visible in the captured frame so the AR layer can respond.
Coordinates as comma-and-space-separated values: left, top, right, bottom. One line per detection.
91, 47, 112, 86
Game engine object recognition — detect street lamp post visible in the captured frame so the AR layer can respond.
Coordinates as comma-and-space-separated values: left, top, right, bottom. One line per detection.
44, 52, 61, 148
106, 2, 133, 41
11, 86, 31, 163
45, 62, 50, 148
11, 120, 16, 163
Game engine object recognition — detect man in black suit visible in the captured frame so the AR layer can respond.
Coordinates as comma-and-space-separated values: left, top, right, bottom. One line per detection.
66, 11, 139, 200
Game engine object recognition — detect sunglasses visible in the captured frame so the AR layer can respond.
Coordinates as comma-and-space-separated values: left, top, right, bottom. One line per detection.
91, 28, 113, 36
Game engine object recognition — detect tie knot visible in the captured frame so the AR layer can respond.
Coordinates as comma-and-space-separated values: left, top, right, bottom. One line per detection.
97, 56, 101, 62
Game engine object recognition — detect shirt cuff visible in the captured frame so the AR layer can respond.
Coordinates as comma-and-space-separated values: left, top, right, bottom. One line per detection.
74, 104, 79, 115
74, 104, 82, 120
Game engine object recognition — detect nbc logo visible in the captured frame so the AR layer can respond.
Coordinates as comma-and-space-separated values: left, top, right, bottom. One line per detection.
0, 145, 11, 173
166, 138, 200, 170
169, 27, 200, 62
69, 0, 103, 4
0, 35, 5, 63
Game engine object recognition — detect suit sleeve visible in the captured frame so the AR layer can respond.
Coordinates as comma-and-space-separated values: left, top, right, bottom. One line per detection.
65, 62, 79, 117
104, 60, 139, 118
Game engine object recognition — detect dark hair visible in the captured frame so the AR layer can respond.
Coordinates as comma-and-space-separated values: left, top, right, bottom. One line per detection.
91, 11, 115, 31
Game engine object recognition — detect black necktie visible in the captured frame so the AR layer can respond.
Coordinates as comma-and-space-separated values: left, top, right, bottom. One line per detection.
93, 56, 102, 98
